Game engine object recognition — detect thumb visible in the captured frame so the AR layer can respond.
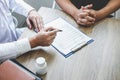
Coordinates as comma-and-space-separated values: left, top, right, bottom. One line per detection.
81, 4, 93, 10
87, 4, 93, 9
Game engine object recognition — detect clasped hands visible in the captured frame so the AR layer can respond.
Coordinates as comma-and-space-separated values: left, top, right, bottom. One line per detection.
74, 4, 98, 26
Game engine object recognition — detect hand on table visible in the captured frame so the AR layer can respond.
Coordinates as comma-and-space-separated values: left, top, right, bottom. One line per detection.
26, 9, 44, 32
73, 4, 96, 26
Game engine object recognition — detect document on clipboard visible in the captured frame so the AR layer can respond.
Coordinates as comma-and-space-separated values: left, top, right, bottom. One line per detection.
45, 18, 94, 58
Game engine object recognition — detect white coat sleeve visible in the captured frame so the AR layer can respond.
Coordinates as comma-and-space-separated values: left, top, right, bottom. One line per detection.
0, 38, 31, 62
9, 0, 34, 17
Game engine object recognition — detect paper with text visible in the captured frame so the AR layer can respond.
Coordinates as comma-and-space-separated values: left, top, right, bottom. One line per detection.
45, 18, 93, 57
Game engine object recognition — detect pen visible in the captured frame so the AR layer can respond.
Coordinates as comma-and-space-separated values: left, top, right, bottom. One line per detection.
57, 29, 62, 32
48, 29, 62, 32
34, 29, 62, 33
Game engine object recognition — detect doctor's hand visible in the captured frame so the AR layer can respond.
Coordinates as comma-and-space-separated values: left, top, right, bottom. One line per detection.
29, 27, 60, 48
26, 9, 44, 32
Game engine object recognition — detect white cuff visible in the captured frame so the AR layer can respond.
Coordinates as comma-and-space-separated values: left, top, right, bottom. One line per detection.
0, 38, 31, 62
14, 38, 31, 56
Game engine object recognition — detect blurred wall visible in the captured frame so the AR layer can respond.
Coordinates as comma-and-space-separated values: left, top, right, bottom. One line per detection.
14, 0, 54, 27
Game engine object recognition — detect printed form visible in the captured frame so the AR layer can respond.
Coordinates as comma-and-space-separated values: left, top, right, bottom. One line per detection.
45, 18, 94, 57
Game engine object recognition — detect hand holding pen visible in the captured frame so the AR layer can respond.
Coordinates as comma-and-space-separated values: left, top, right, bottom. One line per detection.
30, 26, 62, 48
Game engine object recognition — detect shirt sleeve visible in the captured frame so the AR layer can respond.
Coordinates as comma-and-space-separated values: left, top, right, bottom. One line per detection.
0, 38, 31, 62
9, 0, 34, 17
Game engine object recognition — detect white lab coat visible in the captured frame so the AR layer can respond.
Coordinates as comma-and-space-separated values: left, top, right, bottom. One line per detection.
0, 0, 34, 62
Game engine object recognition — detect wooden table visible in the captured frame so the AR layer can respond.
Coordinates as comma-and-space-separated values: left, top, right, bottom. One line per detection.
17, 7, 120, 80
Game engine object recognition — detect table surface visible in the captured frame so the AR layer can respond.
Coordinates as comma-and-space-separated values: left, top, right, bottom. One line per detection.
17, 7, 120, 80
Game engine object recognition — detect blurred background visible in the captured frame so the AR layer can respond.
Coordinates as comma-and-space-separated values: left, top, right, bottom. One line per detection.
13, 0, 120, 28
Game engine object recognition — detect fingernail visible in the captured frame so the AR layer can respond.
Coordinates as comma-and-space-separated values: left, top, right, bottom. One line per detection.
36, 29, 39, 32
34, 29, 37, 33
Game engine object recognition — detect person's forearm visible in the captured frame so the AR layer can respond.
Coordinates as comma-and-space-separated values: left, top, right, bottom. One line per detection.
0, 38, 31, 62
56, 0, 79, 19
96, 0, 120, 20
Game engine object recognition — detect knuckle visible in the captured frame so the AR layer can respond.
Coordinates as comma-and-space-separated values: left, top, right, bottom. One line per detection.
36, 15, 39, 17
44, 33, 48, 36
46, 34, 49, 37
30, 16, 36, 19
48, 42, 51, 45
47, 42, 51, 46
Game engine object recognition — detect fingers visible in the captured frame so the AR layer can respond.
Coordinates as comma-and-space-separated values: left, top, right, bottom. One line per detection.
76, 6, 97, 26
76, 12, 89, 23
77, 18, 93, 26
44, 27, 61, 37
87, 4, 93, 9
27, 16, 44, 32
31, 17, 38, 30
35, 27, 61, 46
81, 5, 96, 18
27, 10, 44, 32
42, 30, 57, 46
77, 15, 95, 26
49, 33, 56, 40
47, 29, 60, 36
44, 27, 57, 32
89, 11, 96, 18
76, 12, 95, 25
36, 16, 44, 31
26, 18, 32, 29
82, 4, 93, 9
47, 30, 57, 44
46, 34, 56, 46
85, 16, 95, 22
